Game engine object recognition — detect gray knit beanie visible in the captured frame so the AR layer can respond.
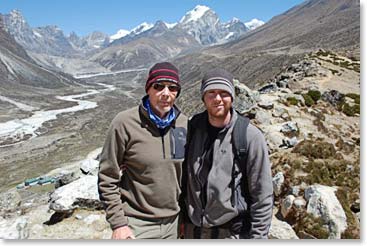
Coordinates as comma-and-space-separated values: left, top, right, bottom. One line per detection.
200, 68, 235, 100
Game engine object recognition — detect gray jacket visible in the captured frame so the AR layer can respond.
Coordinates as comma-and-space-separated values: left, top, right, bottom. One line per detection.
183, 110, 273, 238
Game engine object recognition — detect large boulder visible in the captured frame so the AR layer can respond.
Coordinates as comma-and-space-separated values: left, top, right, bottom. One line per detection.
305, 184, 347, 239
49, 175, 101, 213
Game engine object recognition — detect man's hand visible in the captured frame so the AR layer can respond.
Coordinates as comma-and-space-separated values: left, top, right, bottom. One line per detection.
112, 225, 136, 239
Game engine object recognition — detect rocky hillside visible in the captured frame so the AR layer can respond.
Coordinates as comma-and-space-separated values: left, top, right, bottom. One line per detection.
0, 50, 360, 239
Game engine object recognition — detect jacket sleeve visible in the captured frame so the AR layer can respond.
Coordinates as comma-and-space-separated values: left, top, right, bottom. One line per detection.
245, 125, 273, 239
98, 118, 127, 230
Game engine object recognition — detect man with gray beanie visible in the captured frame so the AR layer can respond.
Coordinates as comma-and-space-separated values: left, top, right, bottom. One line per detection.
180, 68, 273, 239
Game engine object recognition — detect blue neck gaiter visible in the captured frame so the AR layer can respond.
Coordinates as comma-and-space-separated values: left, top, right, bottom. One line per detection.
143, 97, 176, 129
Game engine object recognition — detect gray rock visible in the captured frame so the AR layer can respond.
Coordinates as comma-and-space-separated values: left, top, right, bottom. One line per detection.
255, 110, 272, 125
0, 217, 29, 239
280, 121, 298, 133
258, 100, 274, 110
234, 80, 259, 114
54, 170, 79, 188
289, 186, 301, 196
269, 216, 299, 239
293, 197, 306, 209
80, 159, 99, 175
305, 184, 347, 239
281, 136, 298, 148
258, 83, 278, 94
49, 175, 101, 213
281, 195, 295, 218
272, 172, 285, 196
0, 189, 21, 212
321, 90, 344, 106
265, 131, 284, 152
272, 107, 288, 118
277, 80, 288, 88
83, 214, 104, 225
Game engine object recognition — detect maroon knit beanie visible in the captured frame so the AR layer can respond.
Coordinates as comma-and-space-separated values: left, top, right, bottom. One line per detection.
145, 62, 180, 93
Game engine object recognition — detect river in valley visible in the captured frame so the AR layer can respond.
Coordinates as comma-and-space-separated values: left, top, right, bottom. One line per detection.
0, 83, 115, 147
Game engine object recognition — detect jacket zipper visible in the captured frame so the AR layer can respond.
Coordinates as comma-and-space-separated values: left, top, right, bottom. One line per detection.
196, 157, 206, 226
161, 136, 166, 159
171, 131, 175, 158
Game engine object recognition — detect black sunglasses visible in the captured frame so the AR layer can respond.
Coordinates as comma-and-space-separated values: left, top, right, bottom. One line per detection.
152, 83, 180, 92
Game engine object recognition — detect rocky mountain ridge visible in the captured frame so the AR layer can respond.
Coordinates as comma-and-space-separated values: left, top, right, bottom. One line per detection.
1, 5, 260, 59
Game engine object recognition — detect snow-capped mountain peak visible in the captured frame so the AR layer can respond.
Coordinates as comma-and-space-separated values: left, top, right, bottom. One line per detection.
224, 17, 241, 28
164, 22, 177, 29
110, 29, 130, 42
245, 18, 265, 30
180, 5, 211, 24
231, 17, 240, 23
9, 9, 25, 22
130, 22, 154, 35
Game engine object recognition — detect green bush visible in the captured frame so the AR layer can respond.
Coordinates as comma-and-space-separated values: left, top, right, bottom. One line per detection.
294, 213, 329, 239
337, 188, 360, 239
292, 140, 336, 159
302, 94, 315, 107
307, 90, 321, 102
336, 93, 360, 116
342, 103, 359, 116
287, 97, 299, 106
346, 93, 360, 104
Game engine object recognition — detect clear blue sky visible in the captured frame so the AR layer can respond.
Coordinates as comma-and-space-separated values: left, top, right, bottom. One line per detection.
0, 0, 305, 36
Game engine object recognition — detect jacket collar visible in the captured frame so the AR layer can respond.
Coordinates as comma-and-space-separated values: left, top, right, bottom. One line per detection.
139, 95, 181, 130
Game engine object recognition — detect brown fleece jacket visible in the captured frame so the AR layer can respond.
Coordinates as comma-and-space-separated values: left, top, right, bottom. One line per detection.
98, 101, 187, 230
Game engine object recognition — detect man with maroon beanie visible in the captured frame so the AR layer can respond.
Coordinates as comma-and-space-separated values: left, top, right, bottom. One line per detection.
98, 62, 187, 239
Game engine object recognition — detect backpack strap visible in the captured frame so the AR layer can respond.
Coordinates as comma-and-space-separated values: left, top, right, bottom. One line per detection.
232, 113, 250, 170
231, 113, 250, 210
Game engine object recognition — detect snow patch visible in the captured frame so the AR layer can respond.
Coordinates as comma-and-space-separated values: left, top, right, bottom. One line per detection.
109, 29, 130, 42
130, 22, 154, 35
164, 22, 177, 29
224, 32, 235, 40
245, 18, 265, 30
0, 53, 16, 76
32, 30, 42, 38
